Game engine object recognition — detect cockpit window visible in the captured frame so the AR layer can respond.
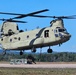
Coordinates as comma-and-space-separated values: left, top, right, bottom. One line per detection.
58, 29, 67, 32
54, 28, 67, 33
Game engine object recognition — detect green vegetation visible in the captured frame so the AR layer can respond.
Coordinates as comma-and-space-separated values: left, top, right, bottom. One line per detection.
0, 68, 76, 75
0, 52, 76, 75
0, 52, 76, 62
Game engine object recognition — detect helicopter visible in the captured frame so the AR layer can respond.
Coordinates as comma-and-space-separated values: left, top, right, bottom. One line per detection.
0, 9, 75, 55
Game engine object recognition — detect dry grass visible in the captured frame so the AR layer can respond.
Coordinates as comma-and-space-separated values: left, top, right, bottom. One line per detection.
0, 68, 76, 75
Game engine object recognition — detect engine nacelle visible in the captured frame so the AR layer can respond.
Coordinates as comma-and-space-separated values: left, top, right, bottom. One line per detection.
1, 22, 19, 36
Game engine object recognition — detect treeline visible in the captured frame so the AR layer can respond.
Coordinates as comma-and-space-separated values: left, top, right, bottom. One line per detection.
0, 52, 76, 62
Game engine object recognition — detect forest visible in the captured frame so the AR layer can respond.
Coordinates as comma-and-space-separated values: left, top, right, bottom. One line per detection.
0, 52, 76, 62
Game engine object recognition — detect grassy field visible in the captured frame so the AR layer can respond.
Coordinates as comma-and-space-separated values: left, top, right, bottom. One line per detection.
0, 68, 76, 75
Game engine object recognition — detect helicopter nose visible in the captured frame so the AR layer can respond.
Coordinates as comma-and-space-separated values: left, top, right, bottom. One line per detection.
64, 33, 71, 40
59, 33, 71, 43
59, 33, 71, 40
59, 33, 71, 38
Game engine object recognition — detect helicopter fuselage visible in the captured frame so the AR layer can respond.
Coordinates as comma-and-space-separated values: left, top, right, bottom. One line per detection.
0, 25, 71, 51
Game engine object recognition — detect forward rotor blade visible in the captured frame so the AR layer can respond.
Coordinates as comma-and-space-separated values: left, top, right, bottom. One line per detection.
28, 15, 76, 19
56, 16, 76, 19
27, 14, 76, 19
39, 15, 76, 19
29, 15, 52, 18
65, 15, 76, 19
13, 9, 49, 19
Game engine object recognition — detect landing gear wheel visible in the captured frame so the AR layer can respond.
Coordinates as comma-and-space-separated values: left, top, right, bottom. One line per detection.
33, 49, 36, 53
32, 49, 36, 53
20, 51, 23, 55
47, 49, 53, 53
31, 48, 36, 53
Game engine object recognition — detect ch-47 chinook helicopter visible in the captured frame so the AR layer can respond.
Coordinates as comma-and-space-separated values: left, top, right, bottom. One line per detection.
0, 9, 75, 55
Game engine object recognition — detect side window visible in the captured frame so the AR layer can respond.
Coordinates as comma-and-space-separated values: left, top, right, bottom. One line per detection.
10, 39, 12, 42
1, 38, 3, 41
54, 29, 57, 33
27, 35, 29, 38
18, 37, 21, 40
54, 29, 59, 37
44, 30, 49, 38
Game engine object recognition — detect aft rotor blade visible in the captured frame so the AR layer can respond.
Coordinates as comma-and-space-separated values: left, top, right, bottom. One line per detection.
0, 18, 27, 23
8, 19, 27, 23
13, 9, 49, 19
0, 12, 22, 15
0, 9, 49, 16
